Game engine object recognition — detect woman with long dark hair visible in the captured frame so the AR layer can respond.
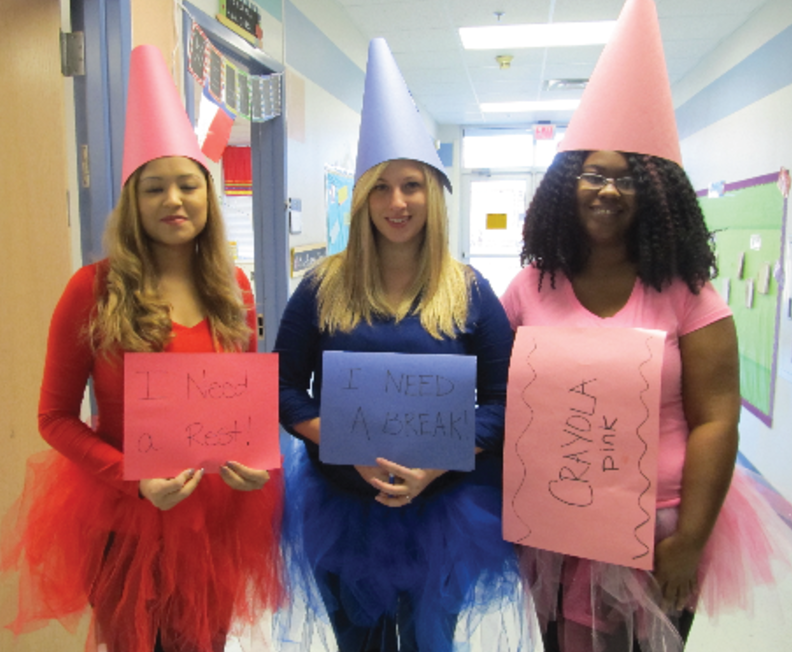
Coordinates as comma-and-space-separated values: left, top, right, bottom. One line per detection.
2, 45, 283, 652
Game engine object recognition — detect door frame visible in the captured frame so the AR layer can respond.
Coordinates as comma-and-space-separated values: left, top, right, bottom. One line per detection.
183, 2, 288, 353
71, 0, 131, 263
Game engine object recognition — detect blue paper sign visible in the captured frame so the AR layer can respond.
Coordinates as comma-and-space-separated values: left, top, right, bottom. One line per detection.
319, 351, 477, 471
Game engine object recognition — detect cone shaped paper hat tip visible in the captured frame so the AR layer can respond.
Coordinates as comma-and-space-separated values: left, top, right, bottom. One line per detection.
355, 38, 451, 191
559, 0, 682, 166
121, 45, 208, 186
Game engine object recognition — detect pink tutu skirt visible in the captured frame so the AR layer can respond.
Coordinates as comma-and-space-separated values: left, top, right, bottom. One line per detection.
520, 466, 792, 652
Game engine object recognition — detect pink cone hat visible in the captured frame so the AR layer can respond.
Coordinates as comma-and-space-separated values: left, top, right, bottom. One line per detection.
121, 44, 208, 186
558, 0, 682, 166
356, 38, 451, 191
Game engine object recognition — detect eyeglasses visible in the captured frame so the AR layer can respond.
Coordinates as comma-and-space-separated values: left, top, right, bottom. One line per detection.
577, 172, 636, 194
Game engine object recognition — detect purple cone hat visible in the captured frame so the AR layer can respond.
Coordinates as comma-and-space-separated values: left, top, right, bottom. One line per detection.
355, 38, 451, 191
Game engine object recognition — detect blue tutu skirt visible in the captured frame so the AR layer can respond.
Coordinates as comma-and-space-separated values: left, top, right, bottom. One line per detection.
275, 439, 530, 651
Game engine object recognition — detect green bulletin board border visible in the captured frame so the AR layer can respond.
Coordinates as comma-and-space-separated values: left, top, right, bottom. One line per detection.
697, 172, 788, 427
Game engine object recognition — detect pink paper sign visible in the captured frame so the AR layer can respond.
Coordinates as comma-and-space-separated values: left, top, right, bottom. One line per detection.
504, 327, 665, 570
123, 353, 280, 480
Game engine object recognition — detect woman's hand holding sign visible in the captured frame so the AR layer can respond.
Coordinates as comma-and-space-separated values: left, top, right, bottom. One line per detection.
220, 460, 270, 491
139, 468, 204, 510
365, 457, 446, 508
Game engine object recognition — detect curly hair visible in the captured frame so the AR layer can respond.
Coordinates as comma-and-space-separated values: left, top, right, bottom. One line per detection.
90, 160, 251, 354
521, 150, 717, 293
313, 159, 473, 339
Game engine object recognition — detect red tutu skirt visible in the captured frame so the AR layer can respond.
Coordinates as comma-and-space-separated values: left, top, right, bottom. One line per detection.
1, 449, 284, 652
520, 466, 792, 652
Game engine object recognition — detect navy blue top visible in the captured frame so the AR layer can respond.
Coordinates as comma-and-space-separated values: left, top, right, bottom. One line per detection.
274, 266, 514, 494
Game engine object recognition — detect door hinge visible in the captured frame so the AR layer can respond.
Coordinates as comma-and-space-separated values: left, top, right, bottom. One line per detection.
60, 30, 85, 77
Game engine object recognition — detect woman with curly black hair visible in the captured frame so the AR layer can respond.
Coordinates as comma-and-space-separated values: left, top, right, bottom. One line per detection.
501, 1, 792, 650
520, 150, 717, 295
503, 146, 742, 652
503, 141, 792, 652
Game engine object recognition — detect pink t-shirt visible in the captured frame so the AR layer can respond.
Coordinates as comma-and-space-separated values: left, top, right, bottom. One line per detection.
500, 265, 732, 507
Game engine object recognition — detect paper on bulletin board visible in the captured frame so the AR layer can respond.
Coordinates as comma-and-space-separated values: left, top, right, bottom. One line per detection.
326, 168, 353, 255
504, 327, 664, 570
123, 353, 280, 480
320, 351, 477, 470
781, 236, 792, 382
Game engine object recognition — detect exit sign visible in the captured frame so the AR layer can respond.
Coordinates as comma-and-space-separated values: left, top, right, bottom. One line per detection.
534, 124, 556, 140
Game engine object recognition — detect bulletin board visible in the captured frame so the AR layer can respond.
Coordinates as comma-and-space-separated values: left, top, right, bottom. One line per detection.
698, 173, 788, 426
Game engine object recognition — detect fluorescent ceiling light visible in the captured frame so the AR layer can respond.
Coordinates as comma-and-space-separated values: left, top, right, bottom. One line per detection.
460, 21, 616, 50
480, 100, 580, 113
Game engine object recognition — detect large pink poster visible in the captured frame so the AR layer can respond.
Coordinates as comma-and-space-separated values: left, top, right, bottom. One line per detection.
504, 327, 665, 570
123, 353, 280, 480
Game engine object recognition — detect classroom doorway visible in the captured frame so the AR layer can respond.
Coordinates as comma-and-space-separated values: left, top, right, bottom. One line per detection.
459, 127, 563, 296
183, 2, 287, 352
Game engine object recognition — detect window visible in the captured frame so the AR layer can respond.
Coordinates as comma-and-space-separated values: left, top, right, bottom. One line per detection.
462, 127, 566, 170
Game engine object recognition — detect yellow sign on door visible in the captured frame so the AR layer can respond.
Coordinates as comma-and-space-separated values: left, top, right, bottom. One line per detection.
486, 213, 507, 230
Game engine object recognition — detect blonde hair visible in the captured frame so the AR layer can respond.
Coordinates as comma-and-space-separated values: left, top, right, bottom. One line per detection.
314, 160, 472, 339
90, 161, 251, 353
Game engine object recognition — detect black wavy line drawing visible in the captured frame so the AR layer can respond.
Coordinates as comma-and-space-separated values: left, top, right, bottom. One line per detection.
632, 335, 656, 560
511, 338, 538, 543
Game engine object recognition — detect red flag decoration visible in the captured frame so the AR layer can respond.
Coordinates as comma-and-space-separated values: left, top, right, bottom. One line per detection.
195, 87, 235, 162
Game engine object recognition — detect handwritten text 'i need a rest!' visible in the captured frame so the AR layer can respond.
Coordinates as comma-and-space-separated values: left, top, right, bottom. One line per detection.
123, 353, 279, 479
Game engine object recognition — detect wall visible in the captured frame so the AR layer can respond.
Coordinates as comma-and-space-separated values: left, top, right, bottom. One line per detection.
131, 0, 177, 69
437, 123, 463, 257
674, 0, 792, 500
282, 0, 366, 293
0, 0, 85, 649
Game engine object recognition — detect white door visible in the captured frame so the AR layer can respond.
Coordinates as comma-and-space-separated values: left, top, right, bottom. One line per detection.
461, 171, 544, 297
458, 127, 562, 296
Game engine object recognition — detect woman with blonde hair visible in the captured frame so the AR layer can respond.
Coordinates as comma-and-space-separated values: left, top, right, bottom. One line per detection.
309, 158, 470, 341
2, 45, 283, 652
275, 39, 523, 652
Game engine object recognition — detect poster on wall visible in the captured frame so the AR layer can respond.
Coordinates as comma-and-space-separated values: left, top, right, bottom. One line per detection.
326, 168, 353, 255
